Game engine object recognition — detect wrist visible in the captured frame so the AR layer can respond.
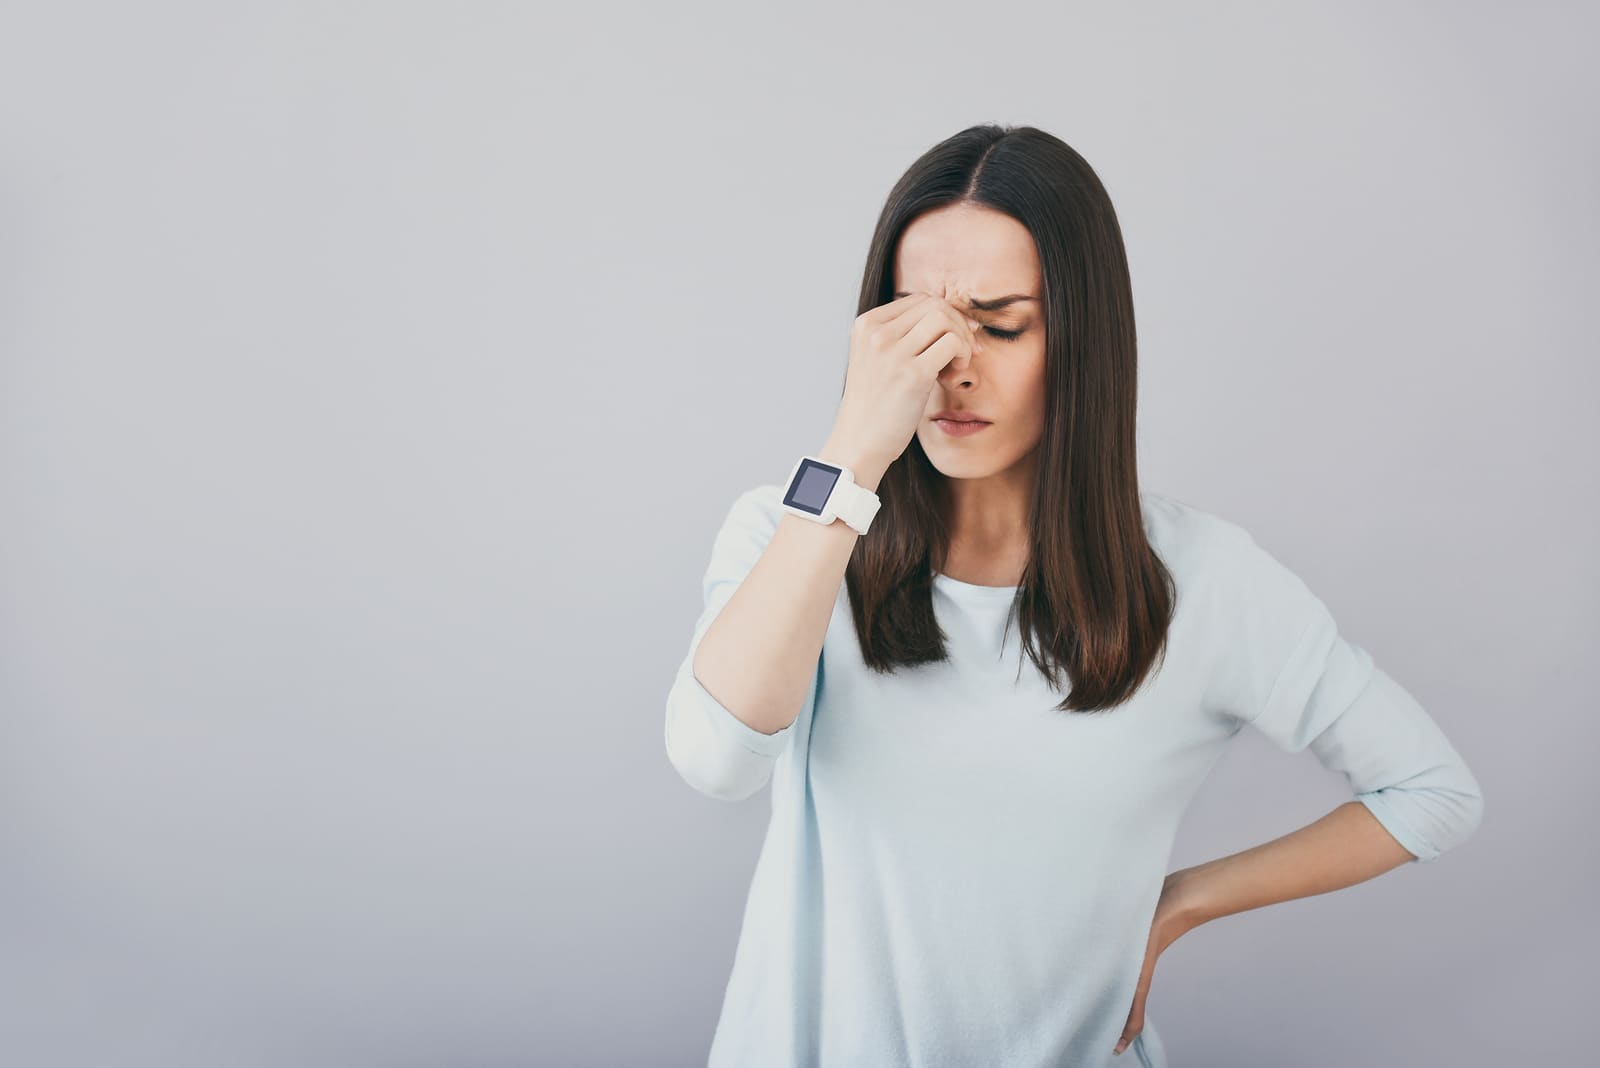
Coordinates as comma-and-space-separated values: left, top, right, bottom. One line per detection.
816, 438, 889, 492
1159, 867, 1214, 932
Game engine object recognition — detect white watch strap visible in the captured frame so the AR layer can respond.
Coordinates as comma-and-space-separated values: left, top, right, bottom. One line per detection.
830, 477, 882, 534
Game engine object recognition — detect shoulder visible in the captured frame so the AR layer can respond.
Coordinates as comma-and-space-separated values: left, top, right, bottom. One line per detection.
706, 482, 789, 548
1141, 490, 1277, 564
1146, 494, 1331, 641
1139, 490, 1239, 578
745, 482, 788, 510
728, 482, 788, 527
1139, 490, 1312, 619
697, 483, 793, 583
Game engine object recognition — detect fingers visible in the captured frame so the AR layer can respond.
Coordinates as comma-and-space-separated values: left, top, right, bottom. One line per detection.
858, 290, 924, 328
906, 321, 982, 378
858, 292, 933, 340
1113, 999, 1144, 1056
882, 292, 983, 350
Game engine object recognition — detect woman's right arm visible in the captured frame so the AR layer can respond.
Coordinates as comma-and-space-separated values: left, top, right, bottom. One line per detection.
662, 441, 886, 802
664, 293, 985, 801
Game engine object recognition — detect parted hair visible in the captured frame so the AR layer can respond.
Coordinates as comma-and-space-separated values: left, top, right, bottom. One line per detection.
843, 123, 1176, 713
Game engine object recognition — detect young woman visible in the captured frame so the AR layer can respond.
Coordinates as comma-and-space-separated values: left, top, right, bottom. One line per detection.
663, 123, 1483, 1068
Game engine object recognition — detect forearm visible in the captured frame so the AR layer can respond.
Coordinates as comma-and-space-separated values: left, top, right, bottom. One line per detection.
692, 437, 888, 737
1165, 801, 1418, 928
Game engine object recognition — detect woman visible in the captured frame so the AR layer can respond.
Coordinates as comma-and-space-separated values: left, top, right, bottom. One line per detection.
663, 123, 1483, 1068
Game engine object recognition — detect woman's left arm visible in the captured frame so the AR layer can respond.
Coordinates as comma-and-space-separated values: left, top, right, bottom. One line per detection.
1169, 799, 1417, 924
1115, 803, 1412, 1056
1114, 516, 1487, 1056
1203, 516, 1487, 865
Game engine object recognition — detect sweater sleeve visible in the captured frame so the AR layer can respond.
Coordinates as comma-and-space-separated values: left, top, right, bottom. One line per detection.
1208, 519, 1485, 863
663, 484, 816, 802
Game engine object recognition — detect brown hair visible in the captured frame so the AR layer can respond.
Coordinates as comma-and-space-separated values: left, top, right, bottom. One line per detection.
843, 123, 1175, 713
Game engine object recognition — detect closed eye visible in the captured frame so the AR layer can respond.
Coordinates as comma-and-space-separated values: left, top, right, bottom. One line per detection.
983, 325, 1025, 341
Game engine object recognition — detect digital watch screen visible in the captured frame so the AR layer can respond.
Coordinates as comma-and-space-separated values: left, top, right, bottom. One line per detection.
783, 458, 843, 516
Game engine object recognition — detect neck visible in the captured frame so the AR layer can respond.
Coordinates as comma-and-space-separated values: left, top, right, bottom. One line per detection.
940, 461, 1034, 583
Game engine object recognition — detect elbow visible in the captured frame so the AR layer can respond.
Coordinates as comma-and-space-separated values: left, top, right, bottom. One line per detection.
664, 715, 766, 802
662, 673, 779, 803
674, 768, 765, 804
1361, 765, 1485, 864
1441, 761, 1486, 854
661, 638, 803, 804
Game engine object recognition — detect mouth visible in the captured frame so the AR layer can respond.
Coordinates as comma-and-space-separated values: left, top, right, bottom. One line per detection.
930, 410, 991, 424
932, 416, 992, 437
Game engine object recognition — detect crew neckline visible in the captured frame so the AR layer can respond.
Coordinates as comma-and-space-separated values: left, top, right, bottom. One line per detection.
932, 572, 1021, 597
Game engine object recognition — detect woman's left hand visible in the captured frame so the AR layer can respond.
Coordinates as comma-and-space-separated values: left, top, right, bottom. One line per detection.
1114, 870, 1203, 1057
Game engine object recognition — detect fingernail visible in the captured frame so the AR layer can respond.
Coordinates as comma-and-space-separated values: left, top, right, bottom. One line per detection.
1113, 1040, 1126, 1054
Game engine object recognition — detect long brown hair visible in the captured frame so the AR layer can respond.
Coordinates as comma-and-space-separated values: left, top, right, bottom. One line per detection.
843, 123, 1175, 714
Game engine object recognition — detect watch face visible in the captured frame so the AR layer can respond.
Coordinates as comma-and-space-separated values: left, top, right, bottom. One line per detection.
785, 458, 842, 516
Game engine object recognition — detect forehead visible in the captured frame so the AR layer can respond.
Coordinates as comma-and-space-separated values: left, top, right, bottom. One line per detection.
892, 203, 1040, 301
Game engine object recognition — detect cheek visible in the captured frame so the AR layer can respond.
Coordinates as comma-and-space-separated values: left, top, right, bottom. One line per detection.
1001, 350, 1049, 435
1002, 347, 1048, 414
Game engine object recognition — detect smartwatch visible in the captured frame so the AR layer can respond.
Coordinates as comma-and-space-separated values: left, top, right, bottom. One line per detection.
781, 455, 882, 535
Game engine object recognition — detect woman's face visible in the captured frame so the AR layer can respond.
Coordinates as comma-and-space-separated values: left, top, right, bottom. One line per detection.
892, 202, 1047, 482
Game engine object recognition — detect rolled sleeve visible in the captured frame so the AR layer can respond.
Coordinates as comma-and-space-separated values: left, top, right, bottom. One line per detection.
663, 485, 815, 802
1214, 519, 1485, 863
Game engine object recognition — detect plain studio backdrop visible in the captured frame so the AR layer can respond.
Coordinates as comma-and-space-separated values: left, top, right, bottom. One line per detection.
1, 3, 1593, 1066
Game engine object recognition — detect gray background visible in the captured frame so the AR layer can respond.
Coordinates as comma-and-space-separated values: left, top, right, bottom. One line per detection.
1, 2, 1592, 1065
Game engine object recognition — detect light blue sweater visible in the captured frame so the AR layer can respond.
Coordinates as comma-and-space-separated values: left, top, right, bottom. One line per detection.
665, 484, 1484, 1068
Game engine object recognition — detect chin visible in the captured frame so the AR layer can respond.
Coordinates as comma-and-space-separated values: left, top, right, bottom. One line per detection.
921, 437, 1005, 479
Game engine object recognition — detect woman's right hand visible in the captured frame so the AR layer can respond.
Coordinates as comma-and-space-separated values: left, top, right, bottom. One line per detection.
826, 293, 985, 474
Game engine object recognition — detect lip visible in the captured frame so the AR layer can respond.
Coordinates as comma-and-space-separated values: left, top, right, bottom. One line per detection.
931, 410, 990, 423
933, 417, 991, 437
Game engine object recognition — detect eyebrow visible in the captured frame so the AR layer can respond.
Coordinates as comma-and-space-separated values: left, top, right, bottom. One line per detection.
893, 291, 1039, 312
